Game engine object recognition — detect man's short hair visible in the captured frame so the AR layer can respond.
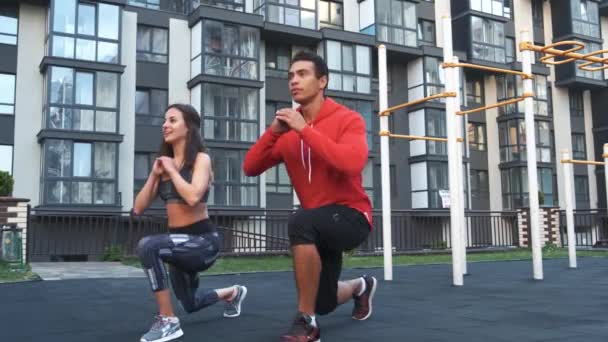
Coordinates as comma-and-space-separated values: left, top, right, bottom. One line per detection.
290, 51, 329, 81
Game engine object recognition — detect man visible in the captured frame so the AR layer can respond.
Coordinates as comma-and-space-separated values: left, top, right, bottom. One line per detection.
243, 51, 377, 341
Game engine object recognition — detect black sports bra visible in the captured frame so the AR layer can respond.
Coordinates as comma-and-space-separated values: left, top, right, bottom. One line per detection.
158, 167, 210, 204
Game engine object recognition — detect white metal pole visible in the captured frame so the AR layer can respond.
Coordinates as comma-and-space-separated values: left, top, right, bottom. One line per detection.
521, 29, 543, 280
443, 16, 463, 286
561, 150, 577, 268
452, 56, 468, 275
604, 144, 608, 238
378, 44, 393, 281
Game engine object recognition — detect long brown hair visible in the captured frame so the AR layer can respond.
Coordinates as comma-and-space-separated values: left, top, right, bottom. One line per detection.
158, 103, 206, 169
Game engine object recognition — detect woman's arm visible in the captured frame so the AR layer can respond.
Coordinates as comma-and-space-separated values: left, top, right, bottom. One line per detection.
159, 153, 212, 207
132, 159, 163, 214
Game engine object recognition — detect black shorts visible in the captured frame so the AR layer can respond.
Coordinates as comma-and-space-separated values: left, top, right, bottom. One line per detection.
287, 204, 370, 315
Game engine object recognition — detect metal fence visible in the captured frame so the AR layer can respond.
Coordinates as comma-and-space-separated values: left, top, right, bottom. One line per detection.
559, 209, 608, 247
27, 208, 519, 261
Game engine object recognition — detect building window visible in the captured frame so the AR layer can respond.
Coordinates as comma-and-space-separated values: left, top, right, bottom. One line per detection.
499, 119, 551, 163
376, 0, 417, 47
334, 98, 373, 149
426, 109, 446, 155
193, 20, 259, 80
417, 19, 435, 46
574, 175, 590, 209
127, 0, 194, 13
49, 0, 120, 63
266, 163, 291, 194
201, 83, 259, 143
470, 169, 489, 201
208, 149, 258, 206
505, 37, 515, 63
471, 16, 506, 64
325, 40, 371, 94
136, 25, 168, 63
253, 0, 316, 29
134, 152, 156, 195
199, 0, 245, 11
569, 90, 584, 117
46, 66, 119, 133
266, 43, 291, 78
572, 133, 586, 160
0, 73, 15, 115
536, 121, 551, 163
532, 0, 544, 31
496, 74, 548, 116
266, 100, 292, 128
470, 0, 511, 18
135, 88, 167, 126
0, 10, 18, 45
468, 122, 486, 151
575, 41, 604, 80
43, 139, 117, 205
319, 0, 343, 29
571, 0, 600, 38
465, 77, 483, 105
501, 167, 554, 209
424, 57, 445, 99
428, 162, 448, 209
0, 145, 13, 174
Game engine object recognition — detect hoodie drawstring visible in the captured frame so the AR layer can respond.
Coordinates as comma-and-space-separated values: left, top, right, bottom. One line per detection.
300, 123, 313, 183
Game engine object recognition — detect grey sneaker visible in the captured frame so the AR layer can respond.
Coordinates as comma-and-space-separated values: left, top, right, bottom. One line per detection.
140, 315, 184, 342
223, 285, 247, 318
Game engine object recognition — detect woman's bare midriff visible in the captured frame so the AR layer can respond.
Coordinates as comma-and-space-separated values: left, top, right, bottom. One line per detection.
166, 202, 209, 229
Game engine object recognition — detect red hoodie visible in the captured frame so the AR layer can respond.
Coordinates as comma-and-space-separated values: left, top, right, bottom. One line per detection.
243, 98, 372, 227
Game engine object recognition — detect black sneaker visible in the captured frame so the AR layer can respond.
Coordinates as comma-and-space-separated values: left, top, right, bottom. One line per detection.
279, 312, 321, 342
352, 275, 377, 321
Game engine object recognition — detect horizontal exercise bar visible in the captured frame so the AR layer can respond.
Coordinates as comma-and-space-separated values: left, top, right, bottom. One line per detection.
456, 92, 534, 116
379, 130, 464, 142
560, 159, 606, 166
378, 92, 456, 117
442, 62, 533, 79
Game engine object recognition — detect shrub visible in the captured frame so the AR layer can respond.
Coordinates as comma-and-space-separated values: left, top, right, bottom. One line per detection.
102, 244, 125, 261
0, 171, 13, 197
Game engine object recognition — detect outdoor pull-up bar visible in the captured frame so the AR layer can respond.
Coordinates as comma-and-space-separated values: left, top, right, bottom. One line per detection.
560, 145, 608, 269
378, 92, 456, 117
521, 41, 608, 71
442, 62, 534, 79
456, 92, 534, 116
378, 130, 464, 143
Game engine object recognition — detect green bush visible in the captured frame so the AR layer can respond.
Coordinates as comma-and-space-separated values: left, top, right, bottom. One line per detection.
102, 244, 125, 261
542, 242, 559, 253
0, 171, 13, 197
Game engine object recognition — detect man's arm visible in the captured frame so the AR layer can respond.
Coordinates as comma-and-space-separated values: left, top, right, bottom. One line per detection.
300, 114, 368, 175
243, 128, 283, 176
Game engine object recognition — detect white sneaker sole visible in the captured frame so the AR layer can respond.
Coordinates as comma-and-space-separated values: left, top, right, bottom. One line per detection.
354, 277, 377, 321
140, 328, 183, 342
224, 286, 248, 318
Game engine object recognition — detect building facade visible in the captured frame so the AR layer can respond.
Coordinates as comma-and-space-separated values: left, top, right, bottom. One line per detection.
1, 0, 607, 212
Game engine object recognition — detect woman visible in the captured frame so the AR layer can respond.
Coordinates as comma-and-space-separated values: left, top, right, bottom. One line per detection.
133, 104, 247, 342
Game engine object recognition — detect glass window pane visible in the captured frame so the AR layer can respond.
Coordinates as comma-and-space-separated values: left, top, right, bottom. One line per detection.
205, 21, 223, 53
95, 111, 116, 132
223, 25, 238, 55
326, 41, 341, 70
301, 0, 316, 10
46, 140, 71, 177
94, 142, 116, 178
240, 26, 257, 58
97, 41, 118, 63
94, 182, 115, 204
75, 72, 93, 105
73, 143, 92, 177
342, 45, 354, 72
72, 181, 92, 204
150, 89, 167, 116
301, 10, 315, 29
98, 3, 119, 40
96, 72, 118, 108
152, 28, 167, 54
356, 46, 370, 74
50, 67, 74, 104
75, 38, 96, 61
134, 154, 150, 179
0, 35, 16, 45
285, 8, 299, 26
77, 4, 95, 35
137, 26, 151, 51
0, 145, 12, 174
52, 35, 75, 58
390, 0, 402, 26
73, 109, 94, 131
319, 1, 329, 22
0, 73, 15, 108
53, 0, 76, 34
46, 181, 70, 204
403, 1, 416, 29
49, 107, 70, 129
0, 16, 18, 36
